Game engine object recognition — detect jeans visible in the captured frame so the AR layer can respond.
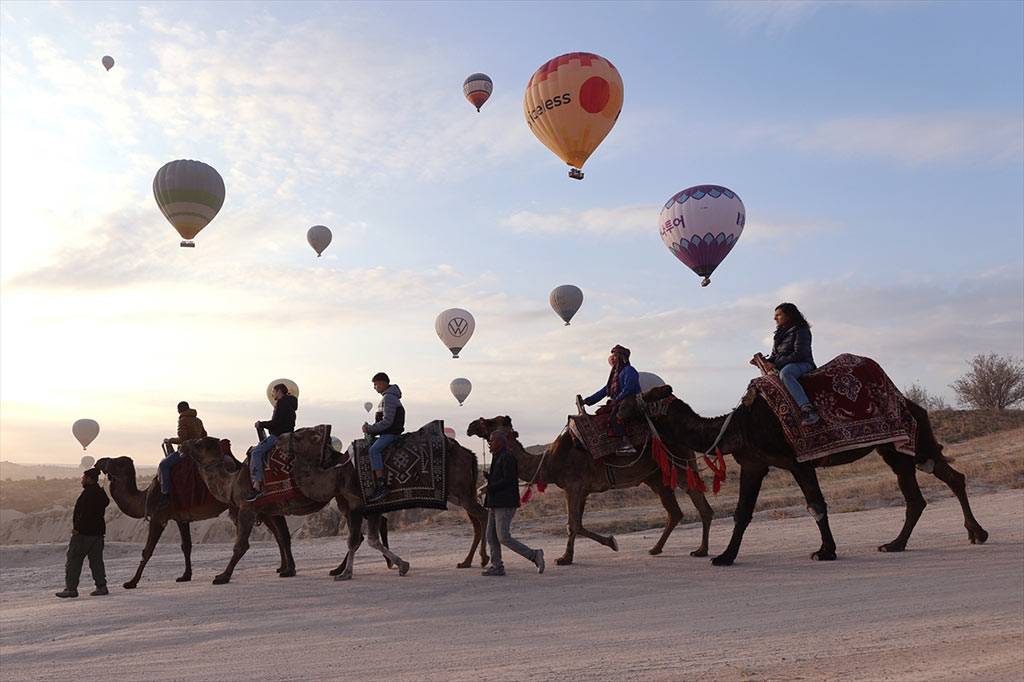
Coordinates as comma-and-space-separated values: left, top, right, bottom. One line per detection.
250, 435, 278, 485
158, 451, 183, 494
780, 362, 816, 408
486, 507, 538, 570
65, 533, 105, 591
368, 434, 397, 472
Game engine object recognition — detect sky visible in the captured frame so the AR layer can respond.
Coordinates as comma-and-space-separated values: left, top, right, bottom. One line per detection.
1, 0, 1022, 465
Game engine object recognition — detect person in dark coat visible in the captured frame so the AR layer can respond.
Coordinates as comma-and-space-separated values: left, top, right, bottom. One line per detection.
56, 468, 110, 598
246, 383, 298, 502
151, 400, 208, 515
751, 302, 820, 426
479, 431, 544, 577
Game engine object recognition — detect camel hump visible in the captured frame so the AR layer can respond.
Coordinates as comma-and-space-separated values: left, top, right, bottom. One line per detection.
643, 385, 674, 401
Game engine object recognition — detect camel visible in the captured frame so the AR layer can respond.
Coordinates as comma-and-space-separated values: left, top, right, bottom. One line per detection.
93, 455, 293, 588
467, 415, 714, 565
618, 387, 989, 566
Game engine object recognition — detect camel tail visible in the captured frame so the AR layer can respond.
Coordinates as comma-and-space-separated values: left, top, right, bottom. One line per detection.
905, 399, 948, 463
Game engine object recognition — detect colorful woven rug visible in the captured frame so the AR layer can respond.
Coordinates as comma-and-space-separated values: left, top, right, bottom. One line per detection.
749, 354, 917, 463
353, 420, 448, 513
250, 425, 329, 507
568, 404, 655, 460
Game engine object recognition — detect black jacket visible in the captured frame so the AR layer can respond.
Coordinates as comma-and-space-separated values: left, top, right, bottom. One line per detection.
261, 394, 298, 437
73, 484, 109, 536
767, 325, 815, 370
484, 448, 520, 509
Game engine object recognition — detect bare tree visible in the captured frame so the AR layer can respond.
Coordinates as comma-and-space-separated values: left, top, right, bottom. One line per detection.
903, 382, 950, 411
950, 354, 1024, 411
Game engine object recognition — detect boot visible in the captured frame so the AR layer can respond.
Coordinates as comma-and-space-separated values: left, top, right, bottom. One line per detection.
90, 586, 109, 596
801, 405, 821, 427
55, 589, 78, 599
615, 438, 636, 455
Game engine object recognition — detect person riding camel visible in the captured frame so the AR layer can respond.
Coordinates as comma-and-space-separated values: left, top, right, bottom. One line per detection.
362, 372, 404, 504
246, 383, 298, 502
582, 345, 641, 454
751, 302, 820, 426
150, 401, 207, 515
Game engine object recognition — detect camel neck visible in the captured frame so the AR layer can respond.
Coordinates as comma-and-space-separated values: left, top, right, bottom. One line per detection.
510, 442, 544, 482
668, 404, 736, 454
109, 468, 146, 519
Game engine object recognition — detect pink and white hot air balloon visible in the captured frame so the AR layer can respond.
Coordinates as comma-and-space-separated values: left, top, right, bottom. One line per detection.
659, 185, 745, 287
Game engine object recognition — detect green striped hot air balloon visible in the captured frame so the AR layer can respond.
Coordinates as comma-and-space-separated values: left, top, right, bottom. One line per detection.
153, 159, 225, 248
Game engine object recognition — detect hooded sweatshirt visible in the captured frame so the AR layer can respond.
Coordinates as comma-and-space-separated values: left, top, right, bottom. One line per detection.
366, 385, 404, 436
261, 394, 298, 437
176, 409, 207, 442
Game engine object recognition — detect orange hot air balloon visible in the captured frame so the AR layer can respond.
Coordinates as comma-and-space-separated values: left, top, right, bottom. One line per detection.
523, 52, 623, 180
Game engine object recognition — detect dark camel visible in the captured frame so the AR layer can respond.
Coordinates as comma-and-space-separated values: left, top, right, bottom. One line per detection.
93, 455, 293, 588
619, 387, 989, 565
467, 415, 714, 565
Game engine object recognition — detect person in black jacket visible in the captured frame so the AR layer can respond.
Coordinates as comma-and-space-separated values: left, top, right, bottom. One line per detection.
246, 383, 298, 502
56, 468, 110, 598
751, 302, 820, 426
479, 431, 544, 577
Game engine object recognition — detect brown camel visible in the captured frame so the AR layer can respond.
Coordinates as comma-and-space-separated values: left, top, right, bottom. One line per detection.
93, 455, 293, 588
618, 387, 989, 565
467, 415, 714, 565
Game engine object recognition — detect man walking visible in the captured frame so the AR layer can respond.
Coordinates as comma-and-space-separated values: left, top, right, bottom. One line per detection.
480, 430, 544, 577
56, 468, 110, 598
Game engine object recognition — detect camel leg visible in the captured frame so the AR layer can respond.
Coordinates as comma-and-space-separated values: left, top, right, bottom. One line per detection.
124, 520, 167, 589
877, 449, 927, 552
264, 514, 287, 573
644, 478, 683, 556
366, 514, 409, 576
175, 521, 193, 582
713, 464, 768, 566
571, 493, 620, 553
788, 464, 837, 561
685, 484, 714, 558
557, 489, 582, 565
214, 508, 255, 584
335, 508, 363, 581
457, 499, 489, 569
929, 457, 989, 544
270, 515, 296, 577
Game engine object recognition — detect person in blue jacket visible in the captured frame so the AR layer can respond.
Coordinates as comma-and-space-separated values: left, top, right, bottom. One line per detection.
751, 302, 820, 426
582, 345, 641, 454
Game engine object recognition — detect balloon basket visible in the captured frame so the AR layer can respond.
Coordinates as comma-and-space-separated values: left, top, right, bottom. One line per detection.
568, 168, 584, 180
180, 240, 195, 248
700, 277, 711, 287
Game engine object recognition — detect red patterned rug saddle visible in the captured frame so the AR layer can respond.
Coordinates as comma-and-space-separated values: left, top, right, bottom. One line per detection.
248, 425, 330, 507
568, 402, 657, 460
161, 456, 217, 512
748, 354, 917, 463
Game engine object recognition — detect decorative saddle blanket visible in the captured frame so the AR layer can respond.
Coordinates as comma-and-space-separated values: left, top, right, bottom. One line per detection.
156, 455, 217, 511
568, 404, 651, 460
351, 420, 448, 513
748, 354, 917, 463
248, 425, 330, 507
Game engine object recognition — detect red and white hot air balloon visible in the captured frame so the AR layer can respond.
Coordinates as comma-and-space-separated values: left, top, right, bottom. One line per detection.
463, 73, 492, 112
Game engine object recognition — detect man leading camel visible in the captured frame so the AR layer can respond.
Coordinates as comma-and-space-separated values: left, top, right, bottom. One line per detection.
56, 468, 110, 599
247, 383, 298, 502
362, 372, 403, 503
151, 401, 207, 515
582, 344, 641, 454
480, 430, 544, 577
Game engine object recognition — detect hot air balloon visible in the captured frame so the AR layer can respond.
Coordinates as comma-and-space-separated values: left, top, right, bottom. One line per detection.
363, 402, 374, 414
153, 159, 226, 248
266, 378, 300, 406
307, 225, 332, 257
463, 73, 493, 112
435, 308, 475, 358
450, 378, 472, 406
101, 56, 115, 71
550, 284, 583, 325
659, 184, 745, 287
72, 419, 100, 450
80, 455, 95, 469
637, 371, 667, 393
330, 436, 344, 451
443, 426, 457, 439
523, 52, 623, 180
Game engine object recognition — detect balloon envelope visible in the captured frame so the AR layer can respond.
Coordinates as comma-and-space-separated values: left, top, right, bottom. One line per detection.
72, 419, 100, 450
550, 284, 584, 325
435, 308, 475, 358
637, 371, 667, 393
463, 73, 493, 112
153, 159, 226, 245
80, 455, 95, 469
363, 402, 373, 413
659, 185, 745, 286
266, 379, 300, 406
443, 426, 457, 439
523, 52, 623, 177
450, 378, 472, 406
101, 56, 114, 71
307, 225, 332, 257
330, 436, 344, 451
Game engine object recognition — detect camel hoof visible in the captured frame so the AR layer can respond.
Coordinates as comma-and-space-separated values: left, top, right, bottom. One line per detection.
711, 554, 734, 566
648, 547, 663, 556
690, 548, 709, 557
212, 574, 230, 585
334, 573, 352, 582
811, 549, 837, 561
398, 561, 410, 576
609, 536, 619, 552
480, 556, 489, 568
878, 542, 906, 553
384, 558, 395, 569
175, 574, 192, 583
122, 581, 138, 590
328, 566, 344, 577
555, 556, 573, 566
456, 561, 472, 569
278, 568, 296, 578
969, 527, 989, 545
275, 567, 283, 574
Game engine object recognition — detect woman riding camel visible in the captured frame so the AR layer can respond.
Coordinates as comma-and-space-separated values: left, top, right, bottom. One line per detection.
583, 345, 641, 454
751, 302, 820, 426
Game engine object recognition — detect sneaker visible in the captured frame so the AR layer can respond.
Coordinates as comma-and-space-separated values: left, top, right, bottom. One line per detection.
366, 483, 390, 504
90, 586, 109, 596
801, 407, 821, 427
481, 566, 506, 577
615, 439, 637, 454
244, 488, 263, 503
55, 589, 78, 599
534, 549, 545, 574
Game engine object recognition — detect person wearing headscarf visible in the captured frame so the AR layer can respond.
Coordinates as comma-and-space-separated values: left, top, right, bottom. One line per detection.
582, 345, 641, 453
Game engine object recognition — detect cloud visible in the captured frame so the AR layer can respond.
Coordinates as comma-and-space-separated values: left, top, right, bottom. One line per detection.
709, 0, 826, 36
502, 205, 655, 236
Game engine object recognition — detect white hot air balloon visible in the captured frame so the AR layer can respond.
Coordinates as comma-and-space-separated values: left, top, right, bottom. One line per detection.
80, 455, 95, 469
266, 379, 300, 406
443, 426, 457, 439
435, 308, 475, 358
72, 419, 100, 450
450, 378, 472, 406
550, 284, 584, 325
637, 371, 667, 393
330, 436, 344, 451
364, 401, 374, 414
307, 225, 332, 257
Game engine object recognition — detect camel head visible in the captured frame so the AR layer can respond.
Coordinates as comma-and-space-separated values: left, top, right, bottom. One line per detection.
93, 456, 136, 483
467, 416, 517, 440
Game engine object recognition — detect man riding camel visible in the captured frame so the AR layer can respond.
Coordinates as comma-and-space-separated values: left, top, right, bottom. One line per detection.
246, 383, 298, 502
150, 401, 207, 515
362, 372, 404, 504
582, 345, 641, 454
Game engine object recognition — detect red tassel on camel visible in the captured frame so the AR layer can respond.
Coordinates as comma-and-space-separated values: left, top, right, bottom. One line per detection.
520, 486, 534, 505
703, 448, 728, 494
651, 437, 678, 489
686, 466, 707, 493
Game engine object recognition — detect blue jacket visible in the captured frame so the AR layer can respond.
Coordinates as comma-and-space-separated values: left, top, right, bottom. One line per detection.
584, 365, 641, 406
767, 325, 815, 370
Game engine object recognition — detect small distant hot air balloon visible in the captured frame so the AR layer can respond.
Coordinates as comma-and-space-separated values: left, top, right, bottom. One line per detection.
435, 308, 475, 358
523, 52, 623, 180
637, 371, 667, 393
80, 455, 95, 469
72, 419, 100, 450
550, 285, 584, 325
463, 73, 493, 112
363, 401, 374, 414
307, 225, 332, 257
659, 185, 745, 287
153, 159, 226, 248
444, 426, 457, 439
450, 378, 472, 406
266, 379, 300, 406
330, 436, 344, 451
102, 56, 114, 71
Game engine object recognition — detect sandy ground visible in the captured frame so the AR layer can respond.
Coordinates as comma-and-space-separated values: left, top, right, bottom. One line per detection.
1, 490, 1022, 681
